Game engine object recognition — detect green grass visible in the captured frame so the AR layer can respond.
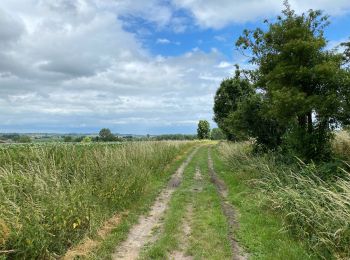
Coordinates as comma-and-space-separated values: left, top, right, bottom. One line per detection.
211, 145, 318, 260
0, 141, 195, 259
188, 146, 232, 260
140, 146, 232, 260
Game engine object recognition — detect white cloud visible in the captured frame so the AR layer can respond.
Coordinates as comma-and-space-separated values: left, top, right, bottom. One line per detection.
0, 0, 232, 133
217, 61, 232, 68
3, 0, 346, 133
157, 38, 171, 44
172, 0, 350, 28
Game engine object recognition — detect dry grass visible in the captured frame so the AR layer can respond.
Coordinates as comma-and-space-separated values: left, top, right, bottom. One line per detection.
332, 131, 350, 160
63, 212, 124, 259
0, 219, 9, 247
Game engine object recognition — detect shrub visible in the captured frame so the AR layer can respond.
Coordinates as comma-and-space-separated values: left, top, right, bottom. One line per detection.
81, 136, 92, 143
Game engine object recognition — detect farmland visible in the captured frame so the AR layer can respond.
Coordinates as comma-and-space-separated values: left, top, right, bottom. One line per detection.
1, 136, 350, 259
0, 141, 194, 258
1, 1, 350, 259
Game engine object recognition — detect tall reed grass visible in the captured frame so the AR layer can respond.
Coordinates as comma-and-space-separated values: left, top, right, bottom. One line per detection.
219, 142, 350, 259
332, 130, 350, 161
0, 141, 192, 258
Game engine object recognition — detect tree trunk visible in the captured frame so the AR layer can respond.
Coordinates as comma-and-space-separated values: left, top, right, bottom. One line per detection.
298, 115, 307, 129
307, 111, 313, 133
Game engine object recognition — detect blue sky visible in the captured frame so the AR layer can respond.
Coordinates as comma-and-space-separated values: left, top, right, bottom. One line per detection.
0, 0, 350, 134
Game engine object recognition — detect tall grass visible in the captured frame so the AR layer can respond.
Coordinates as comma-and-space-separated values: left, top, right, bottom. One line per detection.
0, 141, 192, 258
332, 130, 350, 161
219, 142, 350, 259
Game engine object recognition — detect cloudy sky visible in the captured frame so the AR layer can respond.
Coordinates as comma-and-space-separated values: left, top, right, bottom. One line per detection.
1, 0, 350, 134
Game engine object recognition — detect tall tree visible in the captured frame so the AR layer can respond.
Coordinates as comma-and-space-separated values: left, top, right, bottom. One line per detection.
342, 40, 350, 65
197, 120, 210, 139
99, 128, 116, 142
236, 2, 350, 160
213, 69, 254, 140
339, 40, 350, 125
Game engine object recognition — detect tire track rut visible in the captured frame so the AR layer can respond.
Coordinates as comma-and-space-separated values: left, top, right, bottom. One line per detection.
208, 149, 248, 260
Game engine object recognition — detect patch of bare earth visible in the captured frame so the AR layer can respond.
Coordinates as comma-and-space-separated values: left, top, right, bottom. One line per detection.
193, 166, 203, 193
169, 167, 202, 260
63, 213, 124, 260
208, 150, 248, 260
112, 148, 199, 260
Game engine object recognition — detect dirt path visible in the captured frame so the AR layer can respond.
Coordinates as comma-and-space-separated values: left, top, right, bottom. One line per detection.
112, 147, 198, 260
168, 166, 202, 260
208, 149, 248, 260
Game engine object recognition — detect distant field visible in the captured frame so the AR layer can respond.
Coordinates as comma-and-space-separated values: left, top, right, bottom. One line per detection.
0, 141, 193, 259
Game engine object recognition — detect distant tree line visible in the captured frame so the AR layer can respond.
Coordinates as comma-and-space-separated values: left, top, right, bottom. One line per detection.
153, 134, 197, 141
213, 2, 350, 161
63, 128, 123, 143
62, 128, 205, 142
0, 134, 32, 143
1, 127, 226, 144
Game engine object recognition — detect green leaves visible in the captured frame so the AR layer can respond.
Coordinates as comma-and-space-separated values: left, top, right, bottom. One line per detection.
197, 120, 210, 139
213, 74, 253, 140
231, 3, 350, 160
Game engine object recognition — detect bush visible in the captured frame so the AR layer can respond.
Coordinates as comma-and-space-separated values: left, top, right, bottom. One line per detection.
16, 135, 31, 143
63, 136, 73, 142
282, 125, 333, 162
81, 136, 92, 143
211, 128, 225, 140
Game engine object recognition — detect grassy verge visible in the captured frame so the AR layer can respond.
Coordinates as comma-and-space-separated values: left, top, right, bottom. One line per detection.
211, 144, 318, 260
89, 143, 197, 260
0, 141, 194, 258
188, 146, 232, 259
140, 146, 232, 259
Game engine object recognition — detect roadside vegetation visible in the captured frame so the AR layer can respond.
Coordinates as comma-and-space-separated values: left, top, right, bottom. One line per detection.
0, 141, 193, 258
217, 139, 350, 259
212, 145, 318, 259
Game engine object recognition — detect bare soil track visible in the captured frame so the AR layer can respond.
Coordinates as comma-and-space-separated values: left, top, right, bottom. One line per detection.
208, 149, 248, 260
112, 147, 199, 260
